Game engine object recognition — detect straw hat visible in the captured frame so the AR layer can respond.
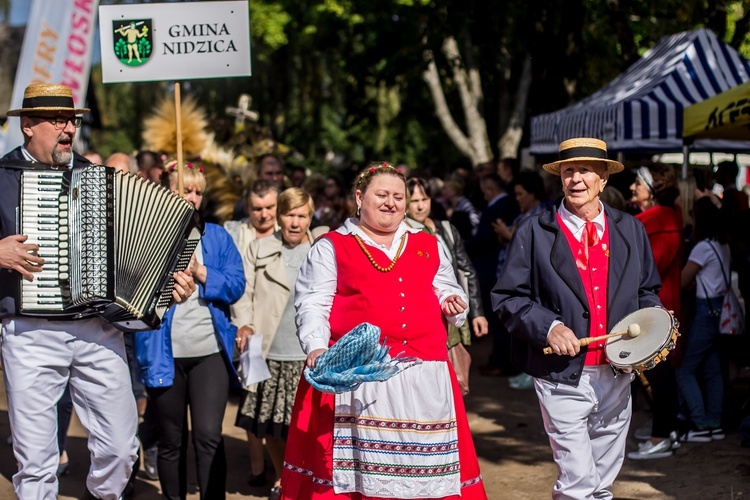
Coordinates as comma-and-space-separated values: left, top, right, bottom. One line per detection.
6, 83, 89, 116
542, 138, 623, 176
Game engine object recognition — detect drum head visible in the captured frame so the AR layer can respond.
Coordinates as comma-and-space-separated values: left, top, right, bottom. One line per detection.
605, 307, 673, 368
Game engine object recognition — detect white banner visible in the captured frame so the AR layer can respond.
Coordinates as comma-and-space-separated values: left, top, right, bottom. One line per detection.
98, 0, 251, 83
3, 0, 99, 154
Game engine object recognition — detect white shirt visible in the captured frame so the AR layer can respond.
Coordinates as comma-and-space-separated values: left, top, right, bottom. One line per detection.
294, 218, 468, 354
689, 240, 731, 298
558, 200, 606, 242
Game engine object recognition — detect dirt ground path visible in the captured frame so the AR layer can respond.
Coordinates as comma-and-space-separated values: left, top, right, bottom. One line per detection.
1, 338, 749, 499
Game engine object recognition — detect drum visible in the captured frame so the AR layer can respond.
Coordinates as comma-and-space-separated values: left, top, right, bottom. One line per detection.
605, 307, 679, 372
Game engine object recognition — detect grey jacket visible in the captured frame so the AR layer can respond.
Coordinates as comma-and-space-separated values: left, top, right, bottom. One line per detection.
491, 203, 662, 386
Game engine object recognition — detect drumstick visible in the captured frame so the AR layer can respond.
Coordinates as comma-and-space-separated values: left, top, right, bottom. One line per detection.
543, 323, 641, 355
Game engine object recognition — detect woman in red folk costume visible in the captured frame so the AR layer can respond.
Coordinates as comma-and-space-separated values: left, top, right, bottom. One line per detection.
281, 162, 487, 499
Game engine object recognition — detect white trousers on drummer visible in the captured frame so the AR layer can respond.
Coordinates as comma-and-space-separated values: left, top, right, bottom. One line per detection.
534, 366, 634, 500
1, 316, 138, 500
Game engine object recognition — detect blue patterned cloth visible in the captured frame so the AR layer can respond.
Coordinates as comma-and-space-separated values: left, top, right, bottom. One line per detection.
304, 322, 418, 394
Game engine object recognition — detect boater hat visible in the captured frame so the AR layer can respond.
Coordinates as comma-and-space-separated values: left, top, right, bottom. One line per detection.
542, 137, 624, 176
6, 83, 89, 116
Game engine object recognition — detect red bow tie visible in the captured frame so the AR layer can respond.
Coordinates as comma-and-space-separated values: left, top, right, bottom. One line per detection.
576, 221, 599, 271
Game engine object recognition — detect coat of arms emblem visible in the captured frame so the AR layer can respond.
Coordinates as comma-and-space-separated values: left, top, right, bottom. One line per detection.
113, 19, 153, 67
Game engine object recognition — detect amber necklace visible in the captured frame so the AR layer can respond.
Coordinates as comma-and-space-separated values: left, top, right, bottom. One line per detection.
354, 233, 406, 273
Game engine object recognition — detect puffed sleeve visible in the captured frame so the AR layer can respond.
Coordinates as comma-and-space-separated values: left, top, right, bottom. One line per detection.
433, 239, 469, 327
295, 237, 337, 353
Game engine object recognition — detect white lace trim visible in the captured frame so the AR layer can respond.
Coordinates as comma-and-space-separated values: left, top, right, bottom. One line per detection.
334, 474, 459, 498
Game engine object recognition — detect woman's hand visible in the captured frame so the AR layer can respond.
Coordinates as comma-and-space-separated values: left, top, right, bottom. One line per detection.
171, 268, 197, 303
441, 295, 467, 317
472, 316, 489, 337
235, 325, 254, 352
306, 348, 327, 368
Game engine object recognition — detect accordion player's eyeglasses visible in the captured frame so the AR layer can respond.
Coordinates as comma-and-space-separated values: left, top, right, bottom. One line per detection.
28, 115, 83, 130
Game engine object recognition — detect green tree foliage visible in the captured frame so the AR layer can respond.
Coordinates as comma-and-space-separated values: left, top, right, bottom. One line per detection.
91, 0, 750, 171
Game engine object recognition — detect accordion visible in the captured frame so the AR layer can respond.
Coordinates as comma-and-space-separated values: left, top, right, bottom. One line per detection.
17, 162, 200, 331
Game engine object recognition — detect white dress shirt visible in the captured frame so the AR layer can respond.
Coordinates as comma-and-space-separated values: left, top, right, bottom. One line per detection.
557, 200, 606, 242
295, 218, 468, 354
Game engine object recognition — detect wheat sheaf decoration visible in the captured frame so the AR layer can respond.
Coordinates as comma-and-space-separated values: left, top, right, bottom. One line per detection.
141, 94, 209, 157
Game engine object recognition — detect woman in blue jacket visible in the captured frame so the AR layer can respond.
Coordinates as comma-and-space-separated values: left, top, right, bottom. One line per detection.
134, 163, 245, 500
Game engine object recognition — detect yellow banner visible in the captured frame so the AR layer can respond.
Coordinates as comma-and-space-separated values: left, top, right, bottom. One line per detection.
684, 81, 750, 140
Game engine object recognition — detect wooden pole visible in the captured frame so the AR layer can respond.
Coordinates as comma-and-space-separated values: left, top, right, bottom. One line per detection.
174, 82, 184, 197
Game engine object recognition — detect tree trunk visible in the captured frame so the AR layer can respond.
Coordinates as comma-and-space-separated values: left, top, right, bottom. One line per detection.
498, 56, 532, 160
422, 37, 492, 166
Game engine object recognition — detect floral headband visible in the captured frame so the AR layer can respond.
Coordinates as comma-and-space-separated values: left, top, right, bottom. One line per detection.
166, 160, 204, 173
356, 162, 403, 188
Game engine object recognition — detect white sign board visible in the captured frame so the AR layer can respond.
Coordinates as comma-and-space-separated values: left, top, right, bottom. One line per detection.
98, 0, 251, 83
3, 0, 99, 154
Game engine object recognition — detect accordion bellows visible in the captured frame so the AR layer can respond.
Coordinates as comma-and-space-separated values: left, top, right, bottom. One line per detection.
19, 164, 200, 331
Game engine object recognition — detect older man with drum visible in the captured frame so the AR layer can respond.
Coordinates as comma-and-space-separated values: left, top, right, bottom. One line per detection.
492, 138, 662, 500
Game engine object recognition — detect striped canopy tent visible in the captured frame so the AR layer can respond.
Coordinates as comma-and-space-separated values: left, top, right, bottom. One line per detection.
530, 28, 750, 155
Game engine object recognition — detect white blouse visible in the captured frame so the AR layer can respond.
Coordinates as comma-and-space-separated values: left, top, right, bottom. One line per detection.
294, 218, 469, 354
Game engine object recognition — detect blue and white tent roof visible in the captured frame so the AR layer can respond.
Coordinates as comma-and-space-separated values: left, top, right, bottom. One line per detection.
530, 29, 750, 154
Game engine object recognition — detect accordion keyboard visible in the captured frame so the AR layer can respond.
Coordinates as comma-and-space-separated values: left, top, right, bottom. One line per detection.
20, 170, 70, 311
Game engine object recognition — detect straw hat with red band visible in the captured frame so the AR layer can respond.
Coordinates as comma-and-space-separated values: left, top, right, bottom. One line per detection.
6, 83, 89, 116
542, 137, 624, 176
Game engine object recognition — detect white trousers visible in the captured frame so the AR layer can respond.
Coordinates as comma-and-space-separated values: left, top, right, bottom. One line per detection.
1, 316, 138, 500
534, 366, 634, 500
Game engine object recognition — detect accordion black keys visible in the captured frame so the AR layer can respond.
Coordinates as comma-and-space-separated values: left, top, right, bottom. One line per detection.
18, 163, 200, 331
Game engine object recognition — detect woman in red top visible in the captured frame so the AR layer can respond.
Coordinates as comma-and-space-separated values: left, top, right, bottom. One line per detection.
627, 163, 684, 460
280, 162, 487, 499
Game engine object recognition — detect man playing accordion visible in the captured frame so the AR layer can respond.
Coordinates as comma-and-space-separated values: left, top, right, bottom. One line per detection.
0, 83, 196, 500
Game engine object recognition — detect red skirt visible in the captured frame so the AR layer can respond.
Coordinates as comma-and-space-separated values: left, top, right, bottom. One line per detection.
280, 363, 487, 499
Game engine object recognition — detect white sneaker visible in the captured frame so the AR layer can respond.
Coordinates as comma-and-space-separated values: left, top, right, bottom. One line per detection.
710, 427, 726, 440
680, 428, 712, 443
628, 439, 673, 460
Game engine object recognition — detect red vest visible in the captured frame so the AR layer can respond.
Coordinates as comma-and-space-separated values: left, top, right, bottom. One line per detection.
557, 215, 610, 365
326, 231, 448, 361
